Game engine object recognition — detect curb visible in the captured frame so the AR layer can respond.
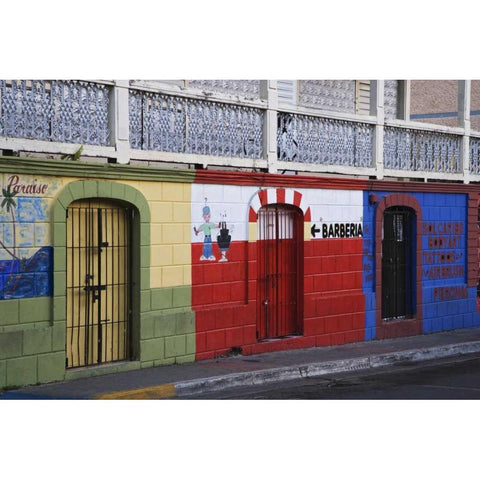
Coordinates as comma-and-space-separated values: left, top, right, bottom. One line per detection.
95, 340, 480, 399
175, 340, 480, 397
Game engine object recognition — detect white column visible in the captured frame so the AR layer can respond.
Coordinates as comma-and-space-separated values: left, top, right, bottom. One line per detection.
458, 80, 471, 183
371, 80, 385, 179
260, 80, 278, 173
398, 80, 410, 121
110, 80, 130, 164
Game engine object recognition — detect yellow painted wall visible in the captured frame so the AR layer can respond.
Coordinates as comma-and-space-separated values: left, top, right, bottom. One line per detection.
118, 180, 191, 289
0, 173, 192, 289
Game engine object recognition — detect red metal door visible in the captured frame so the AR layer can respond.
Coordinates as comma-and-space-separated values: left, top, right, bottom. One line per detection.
257, 204, 303, 339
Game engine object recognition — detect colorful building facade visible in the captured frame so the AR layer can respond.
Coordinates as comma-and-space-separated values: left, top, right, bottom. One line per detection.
0, 157, 479, 388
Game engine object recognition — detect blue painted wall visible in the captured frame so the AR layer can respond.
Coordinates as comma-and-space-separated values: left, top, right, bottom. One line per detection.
363, 190, 480, 340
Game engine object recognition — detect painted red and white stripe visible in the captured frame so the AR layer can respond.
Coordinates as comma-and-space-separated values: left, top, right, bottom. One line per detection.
249, 188, 311, 221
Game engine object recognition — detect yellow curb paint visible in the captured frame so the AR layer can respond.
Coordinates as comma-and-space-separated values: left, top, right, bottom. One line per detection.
95, 383, 177, 400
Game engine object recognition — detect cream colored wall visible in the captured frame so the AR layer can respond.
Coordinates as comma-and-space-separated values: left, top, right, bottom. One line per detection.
120, 180, 191, 289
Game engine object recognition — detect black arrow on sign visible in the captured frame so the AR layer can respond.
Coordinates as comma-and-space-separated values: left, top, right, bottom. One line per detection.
311, 224, 320, 238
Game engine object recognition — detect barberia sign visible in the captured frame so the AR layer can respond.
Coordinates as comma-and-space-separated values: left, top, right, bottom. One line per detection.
311, 222, 363, 238
6, 175, 48, 195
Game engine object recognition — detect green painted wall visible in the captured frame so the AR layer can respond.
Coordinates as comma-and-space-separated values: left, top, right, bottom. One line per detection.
0, 296, 64, 389
140, 286, 195, 368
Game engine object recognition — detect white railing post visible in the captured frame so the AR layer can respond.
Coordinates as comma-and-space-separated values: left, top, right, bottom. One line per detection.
110, 80, 130, 164
260, 80, 278, 173
458, 80, 471, 183
371, 80, 385, 179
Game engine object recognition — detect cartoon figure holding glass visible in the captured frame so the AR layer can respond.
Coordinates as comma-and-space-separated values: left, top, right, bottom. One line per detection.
194, 201, 219, 261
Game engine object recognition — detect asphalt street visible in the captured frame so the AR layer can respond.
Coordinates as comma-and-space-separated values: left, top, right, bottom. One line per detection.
183, 353, 480, 399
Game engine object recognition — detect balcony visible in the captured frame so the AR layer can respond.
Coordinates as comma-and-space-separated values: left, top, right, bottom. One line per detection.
0, 79, 479, 183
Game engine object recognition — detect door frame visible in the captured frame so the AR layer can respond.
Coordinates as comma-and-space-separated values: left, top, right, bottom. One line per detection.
53, 180, 150, 370
375, 193, 423, 339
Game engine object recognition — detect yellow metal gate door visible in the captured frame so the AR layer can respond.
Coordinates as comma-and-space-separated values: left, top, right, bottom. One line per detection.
66, 200, 132, 368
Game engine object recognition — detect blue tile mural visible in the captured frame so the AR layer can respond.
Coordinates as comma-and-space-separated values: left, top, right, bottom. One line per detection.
0, 179, 52, 300
0, 247, 53, 299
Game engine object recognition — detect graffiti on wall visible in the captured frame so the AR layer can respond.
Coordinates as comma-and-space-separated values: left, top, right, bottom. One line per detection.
0, 175, 52, 300
422, 221, 465, 280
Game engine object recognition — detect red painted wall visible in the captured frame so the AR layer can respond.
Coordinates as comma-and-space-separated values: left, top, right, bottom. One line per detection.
304, 238, 365, 346
192, 241, 256, 360
192, 235, 365, 359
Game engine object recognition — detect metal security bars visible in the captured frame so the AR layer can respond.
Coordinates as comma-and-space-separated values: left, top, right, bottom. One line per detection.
382, 207, 415, 321
257, 204, 303, 339
384, 126, 461, 173
0, 80, 110, 146
277, 112, 374, 167
129, 90, 264, 159
66, 202, 132, 368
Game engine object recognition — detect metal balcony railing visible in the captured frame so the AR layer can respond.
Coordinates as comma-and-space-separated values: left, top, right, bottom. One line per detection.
383, 126, 461, 174
277, 112, 374, 168
470, 137, 480, 175
129, 90, 264, 159
0, 80, 110, 146
1, 79, 480, 182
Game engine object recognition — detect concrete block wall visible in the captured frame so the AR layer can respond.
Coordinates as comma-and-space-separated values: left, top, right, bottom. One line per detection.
193, 239, 257, 360
120, 179, 195, 367
2, 158, 480, 389
420, 192, 480, 333
139, 286, 195, 367
0, 164, 198, 389
0, 297, 64, 388
362, 189, 480, 340
304, 238, 365, 346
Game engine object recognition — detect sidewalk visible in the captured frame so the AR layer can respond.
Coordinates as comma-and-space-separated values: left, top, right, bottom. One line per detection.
2, 327, 480, 399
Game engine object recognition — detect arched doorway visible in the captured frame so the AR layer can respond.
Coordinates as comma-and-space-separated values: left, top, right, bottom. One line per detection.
375, 193, 423, 339
66, 198, 134, 368
257, 203, 304, 339
382, 206, 416, 321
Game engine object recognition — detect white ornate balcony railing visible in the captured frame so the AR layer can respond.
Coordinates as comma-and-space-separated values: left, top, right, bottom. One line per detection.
383, 126, 461, 173
470, 137, 480, 175
0, 80, 110, 146
277, 112, 374, 167
129, 90, 264, 159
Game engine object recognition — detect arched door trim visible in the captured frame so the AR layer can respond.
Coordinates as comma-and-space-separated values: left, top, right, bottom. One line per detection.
52, 180, 150, 367
375, 193, 423, 339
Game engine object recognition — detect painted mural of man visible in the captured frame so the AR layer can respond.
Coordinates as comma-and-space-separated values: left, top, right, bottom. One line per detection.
194, 205, 218, 261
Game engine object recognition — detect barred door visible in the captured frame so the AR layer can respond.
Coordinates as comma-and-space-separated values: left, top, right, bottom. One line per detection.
382, 207, 415, 321
257, 204, 303, 339
66, 200, 132, 368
